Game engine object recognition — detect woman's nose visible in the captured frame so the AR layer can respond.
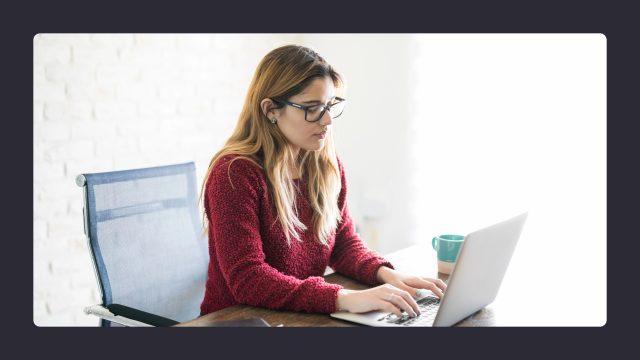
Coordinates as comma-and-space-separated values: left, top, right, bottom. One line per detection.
320, 109, 333, 125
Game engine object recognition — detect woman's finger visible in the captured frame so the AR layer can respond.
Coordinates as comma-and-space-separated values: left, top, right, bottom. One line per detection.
416, 279, 444, 298
385, 292, 418, 317
423, 277, 447, 291
385, 284, 421, 314
394, 288, 421, 315
389, 282, 423, 308
380, 300, 403, 317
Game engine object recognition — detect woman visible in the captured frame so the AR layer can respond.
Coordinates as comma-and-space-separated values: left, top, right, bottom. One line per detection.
200, 44, 446, 319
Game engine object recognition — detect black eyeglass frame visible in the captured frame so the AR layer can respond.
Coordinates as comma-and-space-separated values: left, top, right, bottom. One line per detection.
272, 97, 346, 122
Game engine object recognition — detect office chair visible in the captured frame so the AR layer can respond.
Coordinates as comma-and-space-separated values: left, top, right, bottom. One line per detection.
76, 162, 209, 327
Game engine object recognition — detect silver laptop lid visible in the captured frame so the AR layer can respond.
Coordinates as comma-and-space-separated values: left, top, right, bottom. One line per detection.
433, 212, 528, 326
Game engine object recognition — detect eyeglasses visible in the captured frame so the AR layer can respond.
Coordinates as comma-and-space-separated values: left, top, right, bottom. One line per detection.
273, 97, 346, 122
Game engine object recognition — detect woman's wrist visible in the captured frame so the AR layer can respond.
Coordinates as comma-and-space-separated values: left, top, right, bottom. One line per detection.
336, 289, 355, 312
376, 266, 395, 284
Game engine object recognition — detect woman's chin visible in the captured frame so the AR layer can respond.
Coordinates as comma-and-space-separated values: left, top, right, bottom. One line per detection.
302, 141, 325, 152
306, 144, 324, 151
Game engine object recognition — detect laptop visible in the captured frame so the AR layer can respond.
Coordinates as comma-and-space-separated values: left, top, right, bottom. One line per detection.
330, 212, 528, 327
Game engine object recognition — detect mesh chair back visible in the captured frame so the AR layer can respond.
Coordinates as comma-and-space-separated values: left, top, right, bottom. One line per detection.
79, 162, 208, 326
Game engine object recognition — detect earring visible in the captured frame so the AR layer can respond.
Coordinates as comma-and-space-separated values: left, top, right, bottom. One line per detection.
270, 118, 277, 124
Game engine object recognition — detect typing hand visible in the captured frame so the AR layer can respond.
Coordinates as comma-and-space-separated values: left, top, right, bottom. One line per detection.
335, 284, 422, 318
376, 266, 447, 299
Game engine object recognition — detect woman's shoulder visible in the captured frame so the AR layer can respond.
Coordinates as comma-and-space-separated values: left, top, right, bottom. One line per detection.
209, 154, 266, 189
215, 153, 262, 170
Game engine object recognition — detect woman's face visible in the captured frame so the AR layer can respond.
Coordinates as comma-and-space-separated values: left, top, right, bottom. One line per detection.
264, 76, 336, 153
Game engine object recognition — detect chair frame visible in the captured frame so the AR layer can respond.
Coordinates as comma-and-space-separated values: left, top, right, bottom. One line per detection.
76, 163, 200, 327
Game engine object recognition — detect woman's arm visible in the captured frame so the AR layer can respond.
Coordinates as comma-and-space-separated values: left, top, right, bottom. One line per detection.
207, 157, 343, 313
328, 157, 446, 316
329, 156, 395, 284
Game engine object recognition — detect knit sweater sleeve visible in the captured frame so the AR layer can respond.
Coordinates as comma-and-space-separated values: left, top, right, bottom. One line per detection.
206, 156, 343, 314
329, 156, 395, 285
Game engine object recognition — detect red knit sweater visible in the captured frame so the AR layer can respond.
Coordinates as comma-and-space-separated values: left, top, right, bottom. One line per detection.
200, 154, 394, 315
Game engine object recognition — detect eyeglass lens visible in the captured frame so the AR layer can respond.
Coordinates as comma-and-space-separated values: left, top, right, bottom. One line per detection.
307, 101, 345, 122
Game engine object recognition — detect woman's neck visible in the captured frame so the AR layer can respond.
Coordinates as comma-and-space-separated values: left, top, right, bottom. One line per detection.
290, 147, 302, 179
290, 163, 301, 180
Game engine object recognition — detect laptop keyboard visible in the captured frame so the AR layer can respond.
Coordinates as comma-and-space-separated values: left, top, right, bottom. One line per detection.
377, 296, 441, 326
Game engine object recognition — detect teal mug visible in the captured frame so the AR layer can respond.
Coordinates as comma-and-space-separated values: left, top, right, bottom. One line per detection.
432, 234, 465, 274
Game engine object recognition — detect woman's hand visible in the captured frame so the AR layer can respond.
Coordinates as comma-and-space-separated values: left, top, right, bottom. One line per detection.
376, 266, 447, 299
335, 284, 422, 317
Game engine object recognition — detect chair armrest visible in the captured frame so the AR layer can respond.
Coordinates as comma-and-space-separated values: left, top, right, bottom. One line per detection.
84, 304, 179, 327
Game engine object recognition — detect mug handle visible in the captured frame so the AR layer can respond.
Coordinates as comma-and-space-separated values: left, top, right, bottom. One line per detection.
432, 237, 438, 251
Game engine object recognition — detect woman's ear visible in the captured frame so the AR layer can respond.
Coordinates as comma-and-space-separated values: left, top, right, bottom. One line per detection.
260, 98, 274, 118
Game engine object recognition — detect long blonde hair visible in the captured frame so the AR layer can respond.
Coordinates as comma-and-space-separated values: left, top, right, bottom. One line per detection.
200, 45, 344, 246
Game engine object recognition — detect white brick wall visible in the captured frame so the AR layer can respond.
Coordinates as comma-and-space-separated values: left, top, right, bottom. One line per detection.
33, 33, 302, 326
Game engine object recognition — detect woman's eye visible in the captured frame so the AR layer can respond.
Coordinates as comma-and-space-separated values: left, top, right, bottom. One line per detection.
308, 106, 321, 114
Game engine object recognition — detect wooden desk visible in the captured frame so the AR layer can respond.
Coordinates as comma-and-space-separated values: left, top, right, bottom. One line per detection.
177, 243, 496, 327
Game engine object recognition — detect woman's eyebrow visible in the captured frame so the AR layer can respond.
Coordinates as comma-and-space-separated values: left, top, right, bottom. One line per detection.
301, 96, 337, 105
